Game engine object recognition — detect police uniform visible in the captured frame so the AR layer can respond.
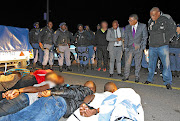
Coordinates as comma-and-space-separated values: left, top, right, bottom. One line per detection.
38, 26, 54, 69
169, 24, 180, 77
74, 27, 91, 73
53, 23, 72, 72
29, 22, 43, 66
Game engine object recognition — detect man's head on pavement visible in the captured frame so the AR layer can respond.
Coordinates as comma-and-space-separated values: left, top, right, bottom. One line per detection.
45, 72, 64, 85
150, 7, 161, 21
104, 82, 117, 93
128, 14, 138, 26
84, 81, 96, 93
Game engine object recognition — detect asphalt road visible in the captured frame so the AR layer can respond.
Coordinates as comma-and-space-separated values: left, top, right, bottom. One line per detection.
55, 65, 180, 121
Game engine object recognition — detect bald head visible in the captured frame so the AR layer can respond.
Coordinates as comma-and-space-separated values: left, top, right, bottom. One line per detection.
104, 82, 117, 93
84, 81, 96, 93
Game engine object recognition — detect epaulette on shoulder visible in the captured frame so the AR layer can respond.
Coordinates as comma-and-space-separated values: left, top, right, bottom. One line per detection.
148, 18, 152, 23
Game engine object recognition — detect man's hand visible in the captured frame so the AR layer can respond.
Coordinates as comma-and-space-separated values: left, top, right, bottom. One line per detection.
38, 90, 51, 97
117, 37, 122, 41
39, 42, 44, 50
93, 46, 97, 51
79, 103, 97, 117
2, 89, 20, 100
56, 48, 60, 53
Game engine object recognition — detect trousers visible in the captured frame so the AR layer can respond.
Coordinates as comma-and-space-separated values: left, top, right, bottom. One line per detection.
58, 45, 71, 66
42, 44, 54, 66
77, 46, 89, 66
97, 46, 108, 68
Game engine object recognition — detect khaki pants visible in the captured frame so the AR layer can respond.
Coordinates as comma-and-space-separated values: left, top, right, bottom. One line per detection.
42, 44, 54, 66
58, 45, 71, 66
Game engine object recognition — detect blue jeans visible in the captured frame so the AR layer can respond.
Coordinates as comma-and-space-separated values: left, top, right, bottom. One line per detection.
0, 94, 29, 117
0, 96, 67, 121
169, 48, 180, 71
87, 45, 94, 64
77, 46, 89, 65
147, 45, 172, 85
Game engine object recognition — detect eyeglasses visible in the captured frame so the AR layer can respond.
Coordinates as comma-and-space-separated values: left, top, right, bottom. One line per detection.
128, 20, 134, 22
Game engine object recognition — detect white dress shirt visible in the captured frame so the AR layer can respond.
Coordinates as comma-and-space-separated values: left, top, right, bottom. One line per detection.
132, 22, 138, 33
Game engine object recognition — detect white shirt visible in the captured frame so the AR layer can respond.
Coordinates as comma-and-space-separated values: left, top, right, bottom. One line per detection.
114, 27, 122, 46
132, 22, 138, 33
26, 81, 56, 105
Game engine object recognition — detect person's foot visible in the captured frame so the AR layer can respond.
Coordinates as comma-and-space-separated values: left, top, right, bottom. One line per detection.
97, 68, 101, 71
166, 84, 172, 90
82, 65, 86, 73
42, 65, 46, 70
109, 74, 113, 77
144, 81, 151, 84
103, 68, 106, 72
67, 66, 72, 71
59, 66, 63, 72
91, 64, 94, 70
135, 77, 139, 83
122, 78, 129, 81
117, 73, 123, 77
49, 65, 53, 70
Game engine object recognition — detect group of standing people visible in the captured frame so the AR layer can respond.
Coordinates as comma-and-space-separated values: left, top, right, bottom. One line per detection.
29, 7, 179, 90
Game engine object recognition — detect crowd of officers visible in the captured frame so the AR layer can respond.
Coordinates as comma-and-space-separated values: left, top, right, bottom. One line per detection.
29, 7, 180, 90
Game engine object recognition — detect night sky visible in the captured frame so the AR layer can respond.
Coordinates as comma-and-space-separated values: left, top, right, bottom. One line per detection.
1, 0, 179, 33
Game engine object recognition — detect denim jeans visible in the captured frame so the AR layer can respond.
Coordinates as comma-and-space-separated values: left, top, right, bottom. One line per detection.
77, 47, 89, 66
87, 45, 94, 64
0, 93, 29, 117
0, 96, 67, 121
169, 48, 180, 71
147, 45, 172, 85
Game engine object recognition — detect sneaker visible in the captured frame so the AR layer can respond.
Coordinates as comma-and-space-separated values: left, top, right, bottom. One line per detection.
97, 68, 101, 71
103, 68, 106, 72
166, 84, 172, 90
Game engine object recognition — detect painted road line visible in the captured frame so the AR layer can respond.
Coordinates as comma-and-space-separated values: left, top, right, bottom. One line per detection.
62, 72, 180, 90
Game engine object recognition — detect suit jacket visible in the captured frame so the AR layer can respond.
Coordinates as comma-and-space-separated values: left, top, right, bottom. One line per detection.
124, 22, 148, 51
106, 27, 124, 51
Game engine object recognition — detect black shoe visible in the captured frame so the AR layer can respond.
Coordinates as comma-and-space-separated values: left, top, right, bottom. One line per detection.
122, 78, 129, 81
118, 73, 123, 77
67, 66, 72, 71
144, 81, 151, 84
90, 64, 94, 70
82, 65, 86, 73
109, 74, 113, 77
166, 84, 172, 90
135, 77, 139, 83
59, 66, 63, 72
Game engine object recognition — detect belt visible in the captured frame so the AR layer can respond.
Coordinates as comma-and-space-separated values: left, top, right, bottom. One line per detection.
114, 46, 122, 47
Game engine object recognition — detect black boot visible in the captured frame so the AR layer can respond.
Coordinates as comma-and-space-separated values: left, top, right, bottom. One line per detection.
91, 64, 94, 70
42, 65, 46, 70
67, 66, 72, 71
49, 65, 53, 70
77, 63, 80, 71
82, 65, 86, 73
59, 66, 63, 72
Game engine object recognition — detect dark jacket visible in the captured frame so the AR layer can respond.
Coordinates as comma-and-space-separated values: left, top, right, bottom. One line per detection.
38, 27, 54, 45
73, 31, 92, 47
148, 14, 176, 47
29, 28, 40, 44
50, 85, 93, 118
94, 29, 108, 46
169, 33, 180, 48
53, 29, 70, 46
86, 30, 95, 45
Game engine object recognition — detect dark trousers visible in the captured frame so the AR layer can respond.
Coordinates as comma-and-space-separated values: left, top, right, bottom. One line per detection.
0, 93, 29, 117
97, 46, 108, 68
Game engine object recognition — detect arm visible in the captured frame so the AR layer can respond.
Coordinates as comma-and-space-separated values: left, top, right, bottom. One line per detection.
53, 30, 59, 46
29, 29, 34, 44
141, 25, 148, 50
3, 84, 50, 100
124, 26, 129, 50
106, 29, 117, 42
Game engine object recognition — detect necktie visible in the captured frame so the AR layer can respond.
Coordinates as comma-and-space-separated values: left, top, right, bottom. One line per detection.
132, 27, 135, 47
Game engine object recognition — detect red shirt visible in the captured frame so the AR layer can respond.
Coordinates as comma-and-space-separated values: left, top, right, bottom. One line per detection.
33, 69, 52, 84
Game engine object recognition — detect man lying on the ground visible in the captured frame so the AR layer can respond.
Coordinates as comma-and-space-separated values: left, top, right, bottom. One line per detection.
0, 81, 96, 121
0, 72, 64, 117
67, 82, 144, 121
0, 69, 52, 101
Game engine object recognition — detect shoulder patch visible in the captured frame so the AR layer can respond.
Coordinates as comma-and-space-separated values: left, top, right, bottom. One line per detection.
54, 31, 57, 34
40, 29, 43, 32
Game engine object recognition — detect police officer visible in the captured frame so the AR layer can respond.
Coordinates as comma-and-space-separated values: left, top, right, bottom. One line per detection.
38, 21, 54, 70
73, 24, 91, 73
29, 22, 42, 68
53, 22, 72, 72
85, 25, 95, 70
169, 24, 180, 77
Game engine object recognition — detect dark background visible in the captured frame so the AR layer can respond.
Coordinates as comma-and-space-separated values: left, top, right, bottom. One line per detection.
0, 0, 179, 33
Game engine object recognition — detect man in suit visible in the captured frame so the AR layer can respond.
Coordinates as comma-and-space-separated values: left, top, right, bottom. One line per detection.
123, 14, 148, 82
106, 20, 124, 77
